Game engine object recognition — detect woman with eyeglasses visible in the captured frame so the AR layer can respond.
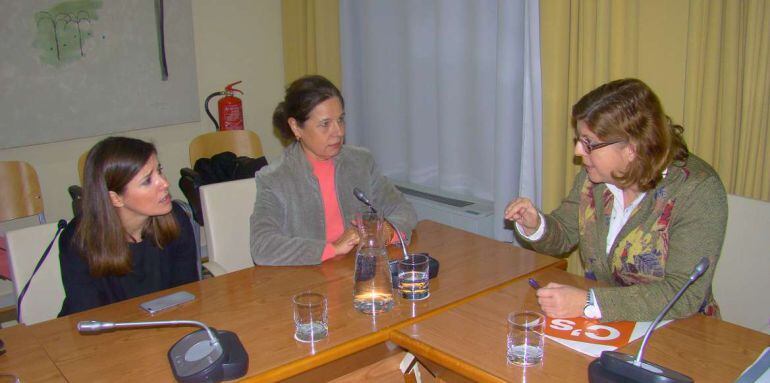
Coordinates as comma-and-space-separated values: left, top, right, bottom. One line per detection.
505, 78, 727, 322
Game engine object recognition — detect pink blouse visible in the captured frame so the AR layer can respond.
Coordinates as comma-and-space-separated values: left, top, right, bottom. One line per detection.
307, 155, 344, 261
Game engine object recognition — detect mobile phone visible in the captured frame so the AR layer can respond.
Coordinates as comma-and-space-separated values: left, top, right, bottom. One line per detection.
140, 291, 195, 314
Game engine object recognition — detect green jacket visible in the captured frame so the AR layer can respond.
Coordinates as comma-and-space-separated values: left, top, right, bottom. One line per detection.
250, 142, 417, 266
525, 154, 727, 322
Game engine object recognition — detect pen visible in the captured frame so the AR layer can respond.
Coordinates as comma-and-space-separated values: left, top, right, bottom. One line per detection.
528, 278, 541, 290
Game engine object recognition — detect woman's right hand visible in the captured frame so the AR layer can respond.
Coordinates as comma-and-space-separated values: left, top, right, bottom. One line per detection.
332, 227, 360, 255
504, 197, 541, 236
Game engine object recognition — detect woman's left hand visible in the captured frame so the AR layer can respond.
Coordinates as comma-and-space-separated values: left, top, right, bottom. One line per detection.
535, 283, 586, 318
332, 227, 360, 255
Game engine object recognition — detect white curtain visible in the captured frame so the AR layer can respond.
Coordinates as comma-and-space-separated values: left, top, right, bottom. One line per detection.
340, 0, 542, 241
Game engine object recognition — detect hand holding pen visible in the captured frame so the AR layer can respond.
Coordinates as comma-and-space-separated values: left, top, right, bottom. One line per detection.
530, 278, 588, 318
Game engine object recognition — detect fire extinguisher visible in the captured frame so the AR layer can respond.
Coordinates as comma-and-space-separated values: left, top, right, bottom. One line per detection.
204, 81, 244, 131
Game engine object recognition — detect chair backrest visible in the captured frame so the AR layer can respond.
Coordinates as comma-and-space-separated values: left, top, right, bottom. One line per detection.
200, 178, 257, 273
67, 151, 90, 217
6, 222, 64, 325
0, 161, 45, 223
77, 150, 88, 184
712, 194, 770, 334
189, 130, 264, 166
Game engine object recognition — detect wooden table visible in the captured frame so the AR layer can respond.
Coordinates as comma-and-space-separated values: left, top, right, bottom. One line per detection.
26, 220, 560, 382
392, 267, 770, 382
0, 324, 65, 382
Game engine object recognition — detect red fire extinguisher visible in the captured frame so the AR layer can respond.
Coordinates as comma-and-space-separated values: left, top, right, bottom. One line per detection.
204, 81, 244, 131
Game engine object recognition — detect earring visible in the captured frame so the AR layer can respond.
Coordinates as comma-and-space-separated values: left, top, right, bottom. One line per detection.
296, 136, 301, 141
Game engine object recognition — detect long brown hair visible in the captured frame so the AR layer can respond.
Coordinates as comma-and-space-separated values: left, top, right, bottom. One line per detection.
74, 137, 179, 277
571, 78, 689, 191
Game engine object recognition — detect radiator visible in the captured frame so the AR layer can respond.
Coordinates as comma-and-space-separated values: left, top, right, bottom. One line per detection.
392, 180, 494, 238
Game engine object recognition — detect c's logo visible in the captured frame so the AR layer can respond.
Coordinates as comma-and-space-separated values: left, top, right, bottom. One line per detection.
545, 318, 633, 347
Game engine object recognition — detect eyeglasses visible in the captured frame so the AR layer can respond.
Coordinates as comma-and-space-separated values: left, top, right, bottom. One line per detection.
574, 136, 624, 154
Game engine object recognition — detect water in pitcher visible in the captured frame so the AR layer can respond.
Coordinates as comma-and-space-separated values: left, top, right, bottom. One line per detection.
353, 247, 394, 314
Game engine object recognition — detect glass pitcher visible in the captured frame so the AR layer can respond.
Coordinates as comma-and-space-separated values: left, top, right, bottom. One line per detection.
352, 208, 394, 315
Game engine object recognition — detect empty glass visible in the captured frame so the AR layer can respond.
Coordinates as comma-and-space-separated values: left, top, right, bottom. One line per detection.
293, 292, 328, 342
507, 311, 545, 366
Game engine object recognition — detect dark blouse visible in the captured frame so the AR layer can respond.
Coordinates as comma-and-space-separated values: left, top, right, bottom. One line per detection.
58, 202, 198, 316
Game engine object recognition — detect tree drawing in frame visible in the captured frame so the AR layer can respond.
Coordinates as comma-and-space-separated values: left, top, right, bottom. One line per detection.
33, 0, 102, 67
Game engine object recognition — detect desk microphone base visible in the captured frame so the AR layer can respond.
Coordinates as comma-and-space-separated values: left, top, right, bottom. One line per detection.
169, 329, 249, 383
588, 351, 692, 383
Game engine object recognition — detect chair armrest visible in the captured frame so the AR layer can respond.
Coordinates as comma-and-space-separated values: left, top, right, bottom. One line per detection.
180, 167, 203, 184
68, 185, 83, 217
67, 185, 83, 199
174, 199, 203, 280
178, 168, 204, 226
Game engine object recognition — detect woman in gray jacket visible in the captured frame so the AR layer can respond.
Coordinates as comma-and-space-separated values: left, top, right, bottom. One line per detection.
250, 75, 417, 265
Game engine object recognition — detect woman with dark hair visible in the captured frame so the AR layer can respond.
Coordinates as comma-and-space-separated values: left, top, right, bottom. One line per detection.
59, 137, 198, 316
505, 78, 727, 322
250, 75, 417, 265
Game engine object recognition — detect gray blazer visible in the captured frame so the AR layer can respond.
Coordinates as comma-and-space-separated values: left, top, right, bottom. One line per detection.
250, 143, 417, 265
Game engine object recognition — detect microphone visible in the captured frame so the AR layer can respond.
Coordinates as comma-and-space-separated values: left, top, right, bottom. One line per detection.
588, 257, 710, 383
78, 319, 248, 383
353, 187, 409, 260
353, 187, 377, 214
78, 320, 220, 349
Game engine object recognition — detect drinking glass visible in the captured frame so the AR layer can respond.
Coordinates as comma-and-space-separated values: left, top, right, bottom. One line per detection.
293, 292, 328, 342
398, 254, 430, 300
506, 311, 544, 366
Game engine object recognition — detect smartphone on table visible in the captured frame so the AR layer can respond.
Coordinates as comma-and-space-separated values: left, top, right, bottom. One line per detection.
140, 291, 195, 314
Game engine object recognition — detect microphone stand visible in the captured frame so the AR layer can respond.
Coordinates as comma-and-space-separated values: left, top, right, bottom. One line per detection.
78, 320, 248, 383
386, 217, 410, 261
589, 257, 710, 383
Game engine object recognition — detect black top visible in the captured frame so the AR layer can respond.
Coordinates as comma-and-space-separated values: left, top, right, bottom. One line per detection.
58, 202, 198, 316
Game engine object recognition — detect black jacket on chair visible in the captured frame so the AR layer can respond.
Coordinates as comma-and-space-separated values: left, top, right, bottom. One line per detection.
179, 151, 267, 225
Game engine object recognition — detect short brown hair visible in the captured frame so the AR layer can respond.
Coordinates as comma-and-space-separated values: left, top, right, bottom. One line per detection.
571, 78, 688, 191
75, 137, 179, 277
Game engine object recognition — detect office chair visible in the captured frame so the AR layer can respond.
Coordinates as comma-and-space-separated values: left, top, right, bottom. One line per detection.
199, 178, 257, 275
0, 161, 46, 318
175, 200, 203, 280
0, 161, 45, 224
712, 194, 770, 334
188, 130, 264, 165
67, 151, 89, 217
180, 130, 267, 226
5, 222, 64, 325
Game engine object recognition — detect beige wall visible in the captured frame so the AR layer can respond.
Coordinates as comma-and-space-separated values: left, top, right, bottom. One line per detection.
0, 0, 286, 223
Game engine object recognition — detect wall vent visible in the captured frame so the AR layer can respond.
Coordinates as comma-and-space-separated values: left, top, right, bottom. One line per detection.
393, 180, 494, 238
